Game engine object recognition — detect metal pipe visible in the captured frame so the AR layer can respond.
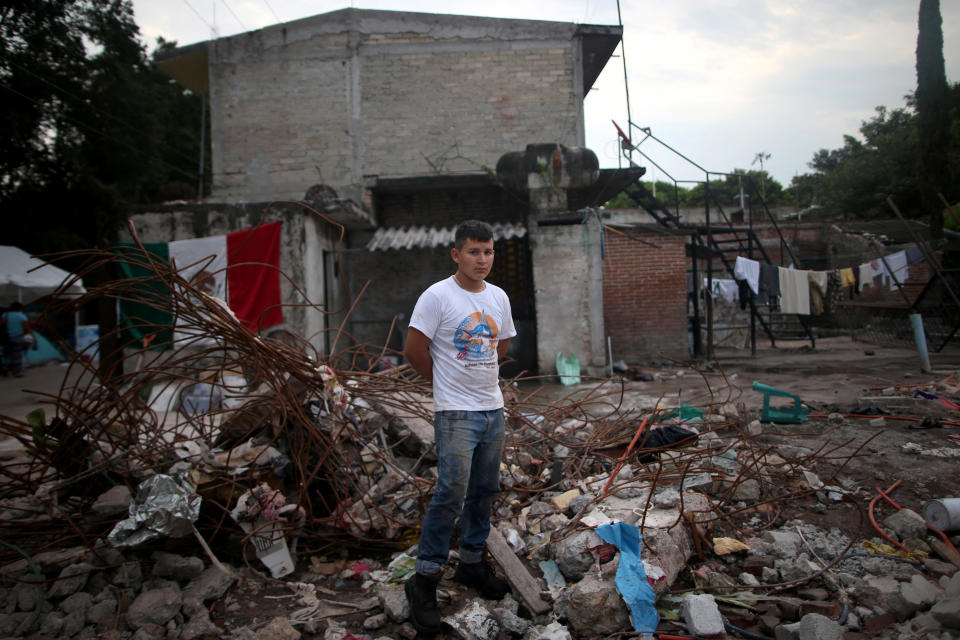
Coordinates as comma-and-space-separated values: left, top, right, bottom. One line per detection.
910, 313, 933, 373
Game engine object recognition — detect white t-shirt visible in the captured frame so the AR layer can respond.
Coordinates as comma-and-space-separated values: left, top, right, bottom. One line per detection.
409, 276, 516, 411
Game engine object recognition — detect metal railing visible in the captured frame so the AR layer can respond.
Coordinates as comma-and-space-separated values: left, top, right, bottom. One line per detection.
612, 120, 815, 355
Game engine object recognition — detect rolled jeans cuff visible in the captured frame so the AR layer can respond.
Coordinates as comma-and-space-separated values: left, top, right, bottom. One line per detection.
458, 548, 483, 564
415, 557, 444, 576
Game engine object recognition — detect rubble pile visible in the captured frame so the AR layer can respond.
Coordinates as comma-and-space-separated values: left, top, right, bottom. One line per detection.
0, 546, 235, 640
0, 245, 956, 639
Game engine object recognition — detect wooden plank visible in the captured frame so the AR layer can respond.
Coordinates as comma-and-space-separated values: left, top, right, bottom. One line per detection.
485, 526, 551, 615
930, 537, 960, 571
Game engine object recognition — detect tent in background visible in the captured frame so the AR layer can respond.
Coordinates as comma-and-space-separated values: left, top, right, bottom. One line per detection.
24, 332, 66, 367
0, 245, 86, 306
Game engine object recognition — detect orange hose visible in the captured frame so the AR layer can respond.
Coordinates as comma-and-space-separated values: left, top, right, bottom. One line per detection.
869, 480, 914, 555
876, 485, 960, 557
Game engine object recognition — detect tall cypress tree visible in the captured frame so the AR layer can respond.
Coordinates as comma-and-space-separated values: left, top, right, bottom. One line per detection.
916, 0, 950, 239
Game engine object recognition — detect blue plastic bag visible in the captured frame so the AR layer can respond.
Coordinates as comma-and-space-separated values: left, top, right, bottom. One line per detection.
596, 521, 660, 633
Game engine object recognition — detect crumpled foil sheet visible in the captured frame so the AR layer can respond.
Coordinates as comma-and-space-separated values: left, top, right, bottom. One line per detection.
108, 474, 201, 547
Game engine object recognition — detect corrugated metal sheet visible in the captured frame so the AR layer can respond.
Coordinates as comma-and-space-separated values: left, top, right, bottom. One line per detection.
366, 223, 527, 251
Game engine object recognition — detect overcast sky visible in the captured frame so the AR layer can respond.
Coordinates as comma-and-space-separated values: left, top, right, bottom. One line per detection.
132, 0, 960, 187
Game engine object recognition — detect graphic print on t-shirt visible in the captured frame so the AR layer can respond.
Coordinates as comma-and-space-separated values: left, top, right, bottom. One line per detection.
453, 311, 499, 361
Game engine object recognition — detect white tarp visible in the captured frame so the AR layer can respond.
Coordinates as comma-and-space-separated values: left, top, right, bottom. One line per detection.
0, 245, 86, 306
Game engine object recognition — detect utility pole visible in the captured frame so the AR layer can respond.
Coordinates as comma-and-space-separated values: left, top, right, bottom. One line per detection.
752, 151, 771, 200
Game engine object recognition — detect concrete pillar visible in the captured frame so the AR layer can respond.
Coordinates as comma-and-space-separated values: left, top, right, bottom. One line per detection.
303, 215, 327, 354
529, 223, 592, 374
497, 144, 603, 377
586, 212, 606, 375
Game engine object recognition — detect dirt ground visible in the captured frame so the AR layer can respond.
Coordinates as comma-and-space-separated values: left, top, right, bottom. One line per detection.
1, 335, 958, 638
519, 334, 960, 526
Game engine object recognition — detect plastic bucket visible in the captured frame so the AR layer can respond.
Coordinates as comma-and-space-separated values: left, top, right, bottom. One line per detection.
923, 498, 960, 532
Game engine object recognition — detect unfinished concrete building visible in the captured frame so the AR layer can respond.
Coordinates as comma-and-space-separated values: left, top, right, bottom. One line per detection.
132, 8, 687, 375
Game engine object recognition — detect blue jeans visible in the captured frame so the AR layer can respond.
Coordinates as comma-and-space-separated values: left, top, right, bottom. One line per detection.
2, 337, 27, 375
415, 409, 505, 575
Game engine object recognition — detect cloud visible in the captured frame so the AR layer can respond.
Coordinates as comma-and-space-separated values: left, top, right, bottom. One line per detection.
134, 0, 960, 184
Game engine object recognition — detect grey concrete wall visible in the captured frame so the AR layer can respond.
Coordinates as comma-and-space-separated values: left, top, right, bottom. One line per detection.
209, 32, 353, 202
604, 205, 803, 226
207, 9, 584, 203
529, 223, 594, 375
124, 204, 341, 352
343, 240, 452, 356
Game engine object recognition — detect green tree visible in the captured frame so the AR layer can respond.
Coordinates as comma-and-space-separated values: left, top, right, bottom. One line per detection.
604, 180, 692, 211
604, 171, 787, 214
787, 173, 824, 208
916, 0, 951, 239
682, 170, 786, 209
796, 106, 920, 219
0, 0, 205, 255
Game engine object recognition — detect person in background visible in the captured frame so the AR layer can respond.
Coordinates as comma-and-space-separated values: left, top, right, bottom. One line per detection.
403, 220, 517, 635
2, 302, 33, 378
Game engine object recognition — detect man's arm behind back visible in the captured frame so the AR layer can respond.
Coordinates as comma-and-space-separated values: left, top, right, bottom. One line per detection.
404, 327, 434, 381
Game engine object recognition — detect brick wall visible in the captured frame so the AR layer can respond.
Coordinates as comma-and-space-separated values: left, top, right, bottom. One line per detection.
207, 11, 585, 203
602, 229, 689, 361
211, 33, 354, 201
361, 46, 577, 178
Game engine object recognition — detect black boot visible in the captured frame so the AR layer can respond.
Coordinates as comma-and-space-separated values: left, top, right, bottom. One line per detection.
453, 559, 509, 599
405, 571, 442, 635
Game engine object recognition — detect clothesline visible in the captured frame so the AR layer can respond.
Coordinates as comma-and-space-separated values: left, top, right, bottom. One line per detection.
702, 249, 923, 316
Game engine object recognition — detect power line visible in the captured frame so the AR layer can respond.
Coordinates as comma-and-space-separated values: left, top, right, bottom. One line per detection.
180, 0, 216, 34
615, 0, 633, 163
219, 0, 247, 31
6, 59, 200, 168
0, 81, 199, 183
261, 0, 281, 23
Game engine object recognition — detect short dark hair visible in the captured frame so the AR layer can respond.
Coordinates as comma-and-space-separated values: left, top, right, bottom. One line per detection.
454, 220, 494, 250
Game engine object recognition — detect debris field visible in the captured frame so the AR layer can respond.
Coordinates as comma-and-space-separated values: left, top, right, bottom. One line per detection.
0, 245, 958, 640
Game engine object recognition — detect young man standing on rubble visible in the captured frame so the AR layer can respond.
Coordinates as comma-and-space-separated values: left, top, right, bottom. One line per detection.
403, 219, 517, 635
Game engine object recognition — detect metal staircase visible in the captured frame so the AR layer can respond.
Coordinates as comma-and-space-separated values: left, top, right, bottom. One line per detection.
613, 122, 817, 356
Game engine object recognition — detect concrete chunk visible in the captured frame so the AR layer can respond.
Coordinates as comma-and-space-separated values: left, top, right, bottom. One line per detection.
523, 620, 572, 640
254, 616, 301, 639
763, 530, 801, 559
899, 574, 942, 609
91, 485, 132, 517
930, 595, 960, 629
551, 529, 604, 582
945, 570, 960, 597
46, 562, 94, 599
882, 508, 927, 542
682, 593, 725, 637
797, 612, 843, 640
443, 600, 499, 640
378, 585, 408, 623
125, 587, 181, 629
566, 573, 630, 635
151, 552, 204, 580
550, 489, 580, 512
